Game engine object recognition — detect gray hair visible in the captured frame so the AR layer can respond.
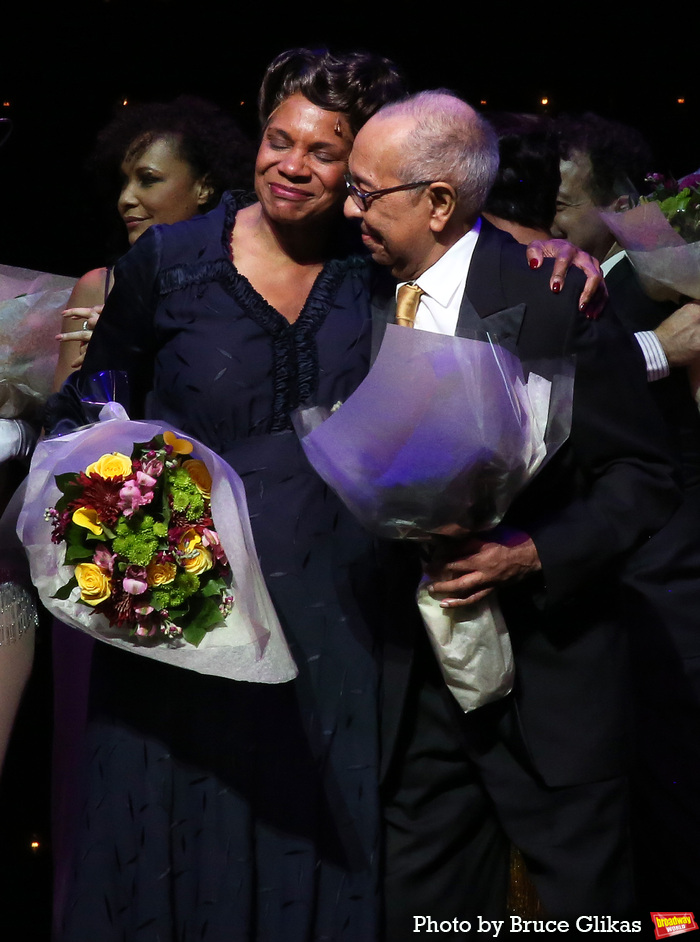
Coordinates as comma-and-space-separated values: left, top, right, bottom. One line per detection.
376, 91, 500, 219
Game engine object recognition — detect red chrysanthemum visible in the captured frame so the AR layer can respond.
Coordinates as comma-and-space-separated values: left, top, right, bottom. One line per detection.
68, 472, 125, 527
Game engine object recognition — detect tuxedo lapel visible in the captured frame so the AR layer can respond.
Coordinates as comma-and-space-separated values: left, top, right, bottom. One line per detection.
369, 266, 397, 364
457, 218, 526, 352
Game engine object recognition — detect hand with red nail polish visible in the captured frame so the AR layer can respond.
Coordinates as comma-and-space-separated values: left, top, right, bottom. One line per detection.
526, 238, 607, 318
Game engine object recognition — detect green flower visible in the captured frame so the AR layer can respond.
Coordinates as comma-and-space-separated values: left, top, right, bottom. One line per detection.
112, 513, 163, 566
151, 571, 200, 611
167, 467, 205, 520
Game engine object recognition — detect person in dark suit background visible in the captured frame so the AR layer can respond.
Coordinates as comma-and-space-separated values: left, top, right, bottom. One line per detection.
343, 90, 680, 933
553, 112, 700, 906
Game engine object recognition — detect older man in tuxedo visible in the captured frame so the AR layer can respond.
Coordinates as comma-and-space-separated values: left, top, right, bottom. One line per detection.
343, 92, 680, 932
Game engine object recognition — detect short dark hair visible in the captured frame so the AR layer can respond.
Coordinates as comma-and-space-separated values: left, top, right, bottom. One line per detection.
257, 47, 407, 136
90, 94, 256, 212
555, 112, 652, 206
484, 112, 560, 231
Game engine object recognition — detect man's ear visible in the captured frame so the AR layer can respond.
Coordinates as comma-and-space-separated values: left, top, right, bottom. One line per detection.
427, 182, 458, 233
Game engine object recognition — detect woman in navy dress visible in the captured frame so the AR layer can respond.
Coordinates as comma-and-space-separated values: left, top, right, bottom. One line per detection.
51, 49, 407, 942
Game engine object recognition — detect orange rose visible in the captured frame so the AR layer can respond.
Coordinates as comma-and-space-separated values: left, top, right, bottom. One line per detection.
146, 560, 177, 587
183, 459, 212, 498
181, 546, 213, 575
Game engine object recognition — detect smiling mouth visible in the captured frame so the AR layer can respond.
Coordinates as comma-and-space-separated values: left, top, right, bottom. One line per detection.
269, 183, 312, 200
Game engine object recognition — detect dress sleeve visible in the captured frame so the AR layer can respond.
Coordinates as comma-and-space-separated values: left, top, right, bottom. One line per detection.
80, 227, 162, 419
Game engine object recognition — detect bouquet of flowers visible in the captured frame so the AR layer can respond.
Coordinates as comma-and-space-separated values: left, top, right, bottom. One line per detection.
48, 428, 233, 647
601, 170, 700, 302
602, 169, 700, 403
294, 325, 574, 711
18, 400, 297, 683
0, 264, 77, 411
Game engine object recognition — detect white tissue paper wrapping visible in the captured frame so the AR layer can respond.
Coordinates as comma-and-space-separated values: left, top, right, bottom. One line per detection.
17, 403, 297, 683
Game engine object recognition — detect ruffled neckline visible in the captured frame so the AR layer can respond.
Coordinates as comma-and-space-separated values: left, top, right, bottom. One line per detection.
218, 190, 366, 337
158, 191, 369, 433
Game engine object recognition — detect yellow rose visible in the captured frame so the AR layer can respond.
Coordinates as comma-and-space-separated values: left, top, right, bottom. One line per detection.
75, 563, 112, 606
86, 452, 132, 479
146, 560, 177, 587
180, 546, 213, 576
72, 507, 103, 535
183, 459, 212, 498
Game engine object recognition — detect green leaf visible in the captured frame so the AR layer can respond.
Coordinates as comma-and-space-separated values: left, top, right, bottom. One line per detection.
200, 576, 227, 598
52, 576, 78, 600
182, 623, 208, 647
55, 472, 80, 494
180, 596, 225, 647
64, 544, 95, 563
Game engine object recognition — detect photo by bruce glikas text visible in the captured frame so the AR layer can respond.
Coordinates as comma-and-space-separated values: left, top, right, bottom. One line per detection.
412, 915, 644, 935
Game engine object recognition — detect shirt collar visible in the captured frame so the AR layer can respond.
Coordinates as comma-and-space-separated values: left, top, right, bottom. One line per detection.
397, 218, 481, 306
601, 248, 626, 275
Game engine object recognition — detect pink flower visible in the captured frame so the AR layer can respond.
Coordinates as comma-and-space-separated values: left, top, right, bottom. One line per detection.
118, 480, 154, 517
678, 170, 700, 191
136, 470, 158, 489
123, 566, 148, 595
201, 527, 228, 565
93, 545, 116, 574
141, 457, 164, 479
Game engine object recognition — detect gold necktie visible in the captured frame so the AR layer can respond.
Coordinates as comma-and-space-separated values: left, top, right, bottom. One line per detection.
395, 282, 424, 328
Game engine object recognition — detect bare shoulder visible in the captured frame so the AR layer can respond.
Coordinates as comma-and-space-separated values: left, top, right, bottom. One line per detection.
65, 267, 110, 309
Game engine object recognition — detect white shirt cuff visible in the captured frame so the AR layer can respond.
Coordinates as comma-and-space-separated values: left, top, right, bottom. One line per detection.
635, 330, 670, 382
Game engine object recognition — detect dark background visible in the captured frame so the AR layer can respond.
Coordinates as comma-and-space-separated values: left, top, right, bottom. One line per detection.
1, 1, 699, 279
0, 3, 698, 936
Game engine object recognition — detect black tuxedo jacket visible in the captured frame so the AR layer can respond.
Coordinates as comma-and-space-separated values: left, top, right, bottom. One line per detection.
376, 220, 680, 788
606, 255, 700, 662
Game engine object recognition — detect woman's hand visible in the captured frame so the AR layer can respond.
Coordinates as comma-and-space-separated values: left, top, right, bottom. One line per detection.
526, 239, 607, 319
56, 305, 103, 370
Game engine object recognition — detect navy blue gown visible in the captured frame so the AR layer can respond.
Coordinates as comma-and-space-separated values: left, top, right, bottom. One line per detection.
53, 193, 384, 941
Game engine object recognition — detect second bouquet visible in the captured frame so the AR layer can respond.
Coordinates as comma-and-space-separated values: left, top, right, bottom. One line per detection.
294, 325, 574, 711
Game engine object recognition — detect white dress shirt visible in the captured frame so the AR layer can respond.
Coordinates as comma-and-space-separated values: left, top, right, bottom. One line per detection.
602, 250, 670, 382
396, 219, 481, 337
397, 226, 669, 382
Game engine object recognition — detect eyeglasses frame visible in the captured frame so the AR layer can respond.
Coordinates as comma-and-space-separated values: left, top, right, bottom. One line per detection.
344, 172, 436, 210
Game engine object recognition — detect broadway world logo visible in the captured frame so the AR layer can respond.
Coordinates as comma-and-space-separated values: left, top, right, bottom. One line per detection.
651, 914, 698, 939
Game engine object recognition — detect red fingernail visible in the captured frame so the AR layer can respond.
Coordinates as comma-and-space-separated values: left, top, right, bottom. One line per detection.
551, 281, 561, 293
529, 258, 539, 269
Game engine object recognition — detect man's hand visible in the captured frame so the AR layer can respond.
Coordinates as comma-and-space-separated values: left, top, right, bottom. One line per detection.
425, 526, 542, 609
654, 301, 700, 367
526, 239, 607, 319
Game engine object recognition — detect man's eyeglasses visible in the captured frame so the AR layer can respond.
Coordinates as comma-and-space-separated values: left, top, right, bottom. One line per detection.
344, 173, 435, 210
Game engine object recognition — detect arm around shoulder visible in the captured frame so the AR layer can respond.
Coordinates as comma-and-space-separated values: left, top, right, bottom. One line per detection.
52, 267, 110, 392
